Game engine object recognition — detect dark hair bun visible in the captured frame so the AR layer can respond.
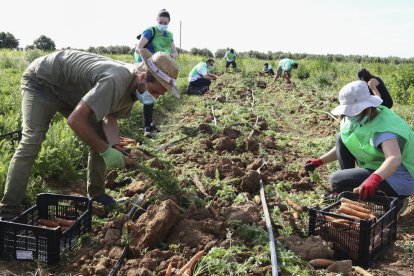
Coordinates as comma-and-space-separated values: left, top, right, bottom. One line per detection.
158, 9, 171, 20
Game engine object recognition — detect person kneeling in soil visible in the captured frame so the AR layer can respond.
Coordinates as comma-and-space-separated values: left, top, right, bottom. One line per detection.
273, 58, 298, 84
304, 80, 412, 218
0, 49, 179, 220
262, 62, 275, 75
358, 68, 393, 109
187, 58, 217, 95
224, 48, 238, 73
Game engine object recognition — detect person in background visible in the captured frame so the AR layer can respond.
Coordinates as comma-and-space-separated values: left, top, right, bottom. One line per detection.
224, 48, 238, 73
262, 62, 274, 75
358, 68, 393, 109
0, 49, 179, 220
273, 58, 298, 84
305, 81, 412, 218
188, 58, 217, 95
134, 9, 179, 137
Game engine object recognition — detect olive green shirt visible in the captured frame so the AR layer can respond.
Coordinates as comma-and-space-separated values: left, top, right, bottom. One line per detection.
28, 50, 136, 122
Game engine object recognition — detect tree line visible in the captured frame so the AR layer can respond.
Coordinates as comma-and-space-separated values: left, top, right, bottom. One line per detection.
1, 31, 413, 64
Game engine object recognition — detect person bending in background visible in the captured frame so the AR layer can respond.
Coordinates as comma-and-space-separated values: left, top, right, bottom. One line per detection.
262, 63, 274, 75
358, 68, 393, 109
305, 81, 412, 219
273, 58, 298, 84
224, 48, 238, 73
187, 58, 217, 95
134, 9, 179, 137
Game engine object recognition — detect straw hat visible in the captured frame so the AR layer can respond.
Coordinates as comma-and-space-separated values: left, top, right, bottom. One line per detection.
139, 48, 180, 98
331, 80, 383, 116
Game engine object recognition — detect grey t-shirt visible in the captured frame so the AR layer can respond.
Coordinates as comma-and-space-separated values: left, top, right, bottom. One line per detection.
373, 132, 414, 195
27, 50, 136, 122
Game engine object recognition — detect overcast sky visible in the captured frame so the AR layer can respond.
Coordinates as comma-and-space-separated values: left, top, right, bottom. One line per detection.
1, 0, 413, 58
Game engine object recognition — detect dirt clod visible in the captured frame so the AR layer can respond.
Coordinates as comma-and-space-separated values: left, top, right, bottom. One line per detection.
129, 199, 181, 256
222, 127, 241, 139
124, 180, 151, 197
198, 123, 213, 134
327, 260, 353, 274
223, 203, 261, 224
257, 80, 267, 89
280, 235, 334, 260
214, 137, 236, 152
240, 170, 261, 193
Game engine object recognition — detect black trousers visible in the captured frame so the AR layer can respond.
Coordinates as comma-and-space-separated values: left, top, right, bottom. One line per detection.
329, 134, 398, 196
189, 78, 211, 88
143, 103, 153, 130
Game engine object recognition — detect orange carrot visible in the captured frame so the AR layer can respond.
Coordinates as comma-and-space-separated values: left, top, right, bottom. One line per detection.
38, 219, 59, 228
177, 250, 204, 275
55, 218, 75, 227
308, 259, 334, 268
338, 206, 376, 220
165, 262, 173, 276
341, 202, 373, 215
340, 198, 371, 210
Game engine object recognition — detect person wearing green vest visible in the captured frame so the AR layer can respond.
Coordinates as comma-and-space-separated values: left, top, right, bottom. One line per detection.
304, 81, 412, 217
187, 58, 217, 95
224, 48, 238, 73
273, 58, 298, 84
134, 9, 178, 137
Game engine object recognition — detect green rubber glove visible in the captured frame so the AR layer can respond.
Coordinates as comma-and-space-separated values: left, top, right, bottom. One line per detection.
99, 146, 126, 169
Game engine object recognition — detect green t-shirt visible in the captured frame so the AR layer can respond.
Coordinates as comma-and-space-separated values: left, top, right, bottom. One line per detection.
188, 62, 208, 82
278, 58, 296, 72
225, 51, 236, 62
26, 50, 136, 121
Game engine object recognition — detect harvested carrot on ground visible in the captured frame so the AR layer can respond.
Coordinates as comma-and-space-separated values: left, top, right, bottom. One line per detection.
338, 206, 376, 220
177, 250, 204, 276
165, 262, 173, 276
308, 258, 334, 268
287, 198, 303, 213
38, 219, 59, 228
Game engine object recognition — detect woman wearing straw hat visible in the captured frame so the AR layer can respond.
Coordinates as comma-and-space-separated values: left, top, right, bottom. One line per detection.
0, 48, 179, 219
304, 80, 412, 216
134, 9, 179, 137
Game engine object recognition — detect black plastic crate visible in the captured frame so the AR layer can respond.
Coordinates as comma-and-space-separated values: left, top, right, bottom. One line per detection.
0, 193, 92, 264
308, 192, 398, 267
0, 130, 22, 148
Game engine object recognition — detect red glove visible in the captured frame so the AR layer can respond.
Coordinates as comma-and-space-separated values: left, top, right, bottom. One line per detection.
359, 173, 382, 200
304, 159, 323, 172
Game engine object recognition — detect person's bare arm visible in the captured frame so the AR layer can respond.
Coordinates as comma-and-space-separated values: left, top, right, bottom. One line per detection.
319, 146, 338, 164
136, 37, 149, 52
203, 74, 216, 80
102, 115, 120, 146
373, 139, 401, 179
368, 78, 381, 98
171, 42, 178, 59
67, 101, 108, 153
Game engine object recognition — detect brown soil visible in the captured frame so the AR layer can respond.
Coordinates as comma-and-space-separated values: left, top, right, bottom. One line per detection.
240, 170, 261, 193
128, 199, 181, 255
279, 235, 335, 260
214, 136, 237, 152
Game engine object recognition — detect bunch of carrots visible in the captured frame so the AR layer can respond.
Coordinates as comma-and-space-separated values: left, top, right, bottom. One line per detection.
322, 197, 390, 253
38, 218, 76, 232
